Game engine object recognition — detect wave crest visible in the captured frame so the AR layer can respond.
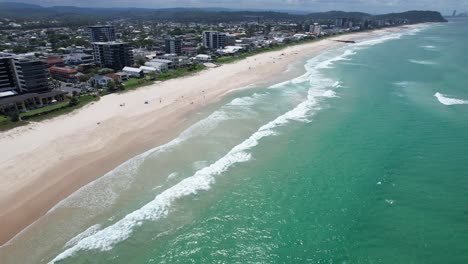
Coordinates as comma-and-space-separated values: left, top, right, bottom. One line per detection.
434, 93, 468, 105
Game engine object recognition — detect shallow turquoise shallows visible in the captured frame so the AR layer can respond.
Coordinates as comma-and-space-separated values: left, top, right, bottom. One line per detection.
4, 19, 468, 264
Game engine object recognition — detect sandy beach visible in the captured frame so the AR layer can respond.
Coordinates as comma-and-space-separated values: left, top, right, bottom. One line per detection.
0, 26, 415, 247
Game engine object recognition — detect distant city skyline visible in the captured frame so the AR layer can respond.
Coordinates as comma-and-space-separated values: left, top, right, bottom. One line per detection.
3, 0, 468, 15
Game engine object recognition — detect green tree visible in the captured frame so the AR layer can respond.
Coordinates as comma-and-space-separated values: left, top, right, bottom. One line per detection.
79, 75, 90, 83
117, 83, 125, 91
69, 97, 80, 106
146, 73, 156, 81
265, 24, 272, 35
107, 81, 116, 90
246, 25, 256, 37
198, 45, 207, 54
295, 23, 304, 32
135, 56, 146, 66
9, 112, 20, 122
171, 28, 183, 36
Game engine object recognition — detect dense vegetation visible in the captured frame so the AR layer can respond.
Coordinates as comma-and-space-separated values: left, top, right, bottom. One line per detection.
0, 2, 447, 27
375, 11, 448, 23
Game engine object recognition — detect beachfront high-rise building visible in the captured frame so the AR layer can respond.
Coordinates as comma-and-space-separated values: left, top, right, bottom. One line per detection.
92, 42, 134, 70
0, 55, 51, 95
12, 57, 50, 94
335, 18, 350, 28
0, 55, 17, 93
309, 23, 322, 36
88, 25, 116, 42
165, 38, 182, 55
0, 56, 66, 113
202, 31, 227, 50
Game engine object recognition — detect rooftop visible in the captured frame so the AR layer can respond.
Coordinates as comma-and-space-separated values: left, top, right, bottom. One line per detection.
46, 58, 65, 64
122, 66, 142, 73
0, 90, 67, 107
49, 66, 78, 74
88, 25, 114, 28
92, 41, 129, 45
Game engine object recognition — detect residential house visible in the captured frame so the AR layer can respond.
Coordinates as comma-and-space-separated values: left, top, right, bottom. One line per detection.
148, 58, 173, 70
195, 54, 212, 62
105, 72, 129, 83
155, 54, 189, 68
139, 66, 158, 75
144, 61, 169, 72
122, 66, 144, 78
89, 75, 113, 88
181, 47, 197, 57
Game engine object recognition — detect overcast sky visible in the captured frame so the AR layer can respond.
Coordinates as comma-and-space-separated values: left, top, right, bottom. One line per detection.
4, 0, 468, 15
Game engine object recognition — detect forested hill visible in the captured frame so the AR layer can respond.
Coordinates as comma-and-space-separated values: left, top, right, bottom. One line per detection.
374, 11, 447, 23
0, 2, 447, 24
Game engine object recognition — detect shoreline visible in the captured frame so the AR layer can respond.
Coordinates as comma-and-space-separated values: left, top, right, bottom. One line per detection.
0, 25, 424, 247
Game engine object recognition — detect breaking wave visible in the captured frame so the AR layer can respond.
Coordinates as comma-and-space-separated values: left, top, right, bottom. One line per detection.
409, 59, 437, 65
421, 45, 437, 51
434, 92, 468, 105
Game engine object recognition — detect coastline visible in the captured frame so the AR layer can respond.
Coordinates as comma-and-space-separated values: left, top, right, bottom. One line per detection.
0, 25, 423, 247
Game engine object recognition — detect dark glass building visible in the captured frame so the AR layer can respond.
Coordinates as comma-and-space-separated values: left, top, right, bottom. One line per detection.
88, 25, 116, 42
0, 55, 17, 93
92, 42, 134, 70
165, 38, 182, 55
202, 31, 227, 50
12, 58, 50, 94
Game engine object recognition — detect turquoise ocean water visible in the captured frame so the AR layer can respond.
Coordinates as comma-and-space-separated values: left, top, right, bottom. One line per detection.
2, 19, 468, 264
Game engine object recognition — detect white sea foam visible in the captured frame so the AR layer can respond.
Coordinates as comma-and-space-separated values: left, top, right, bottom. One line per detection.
409, 59, 437, 65
58, 95, 266, 208
434, 92, 468, 105
46, 156, 144, 212
49, 94, 262, 212
315, 49, 356, 69
50, 31, 409, 263
421, 45, 437, 51
47, 107, 236, 213
167, 172, 179, 180
394, 81, 412, 88
405, 24, 431, 36
322, 90, 338, 98
64, 224, 101, 248
192, 160, 210, 170
269, 79, 292, 89
352, 25, 428, 49
333, 81, 343, 88
354, 33, 402, 47
227, 93, 263, 106
273, 48, 356, 89
151, 185, 163, 191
